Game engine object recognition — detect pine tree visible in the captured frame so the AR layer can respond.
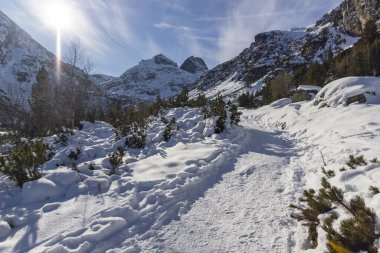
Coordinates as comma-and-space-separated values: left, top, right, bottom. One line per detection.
269, 71, 293, 101
30, 66, 55, 136
229, 105, 242, 127
209, 96, 227, 134
363, 20, 379, 44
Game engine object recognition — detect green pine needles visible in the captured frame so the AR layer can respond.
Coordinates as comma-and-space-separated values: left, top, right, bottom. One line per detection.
0, 140, 49, 187
290, 154, 380, 252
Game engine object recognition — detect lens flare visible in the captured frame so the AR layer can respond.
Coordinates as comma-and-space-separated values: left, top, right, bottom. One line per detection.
45, 1, 72, 31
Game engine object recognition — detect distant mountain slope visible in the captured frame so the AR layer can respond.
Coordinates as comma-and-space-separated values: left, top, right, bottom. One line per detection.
191, 0, 379, 99
0, 10, 57, 99
0, 10, 208, 110
93, 54, 208, 104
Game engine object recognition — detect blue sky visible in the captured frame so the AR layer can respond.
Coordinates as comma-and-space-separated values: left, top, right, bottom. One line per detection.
0, 0, 342, 76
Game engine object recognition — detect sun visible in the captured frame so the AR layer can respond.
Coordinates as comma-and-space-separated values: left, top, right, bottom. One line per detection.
45, 1, 72, 30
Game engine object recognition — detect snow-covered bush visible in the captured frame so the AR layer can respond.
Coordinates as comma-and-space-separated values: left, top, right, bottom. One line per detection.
108, 147, 125, 175
163, 118, 176, 141
203, 96, 227, 134
125, 122, 147, 149
0, 140, 49, 187
67, 147, 82, 160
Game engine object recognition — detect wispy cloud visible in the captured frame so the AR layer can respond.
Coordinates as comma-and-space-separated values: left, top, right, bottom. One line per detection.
154, 22, 197, 32
149, 0, 187, 12
196, 7, 329, 22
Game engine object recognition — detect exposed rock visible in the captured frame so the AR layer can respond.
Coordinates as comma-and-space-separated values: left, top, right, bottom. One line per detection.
180, 56, 208, 74
347, 93, 367, 105
152, 54, 178, 67
317, 0, 380, 37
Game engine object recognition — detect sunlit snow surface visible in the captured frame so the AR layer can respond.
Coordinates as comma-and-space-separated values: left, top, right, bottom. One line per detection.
1, 77, 380, 252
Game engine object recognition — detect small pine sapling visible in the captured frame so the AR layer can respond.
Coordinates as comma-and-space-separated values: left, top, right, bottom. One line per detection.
346, 155, 367, 169
369, 186, 380, 197
0, 140, 49, 187
289, 187, 333, 248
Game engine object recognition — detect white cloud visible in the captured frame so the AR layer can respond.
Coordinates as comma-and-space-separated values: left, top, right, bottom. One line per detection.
154, 22, 197, 32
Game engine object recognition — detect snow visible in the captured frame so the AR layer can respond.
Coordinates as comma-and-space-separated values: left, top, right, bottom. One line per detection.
101, 55, 203, 103
1, 77, 380, 252
0, 221, 11, 239
315, 76, 380, 107
297, 85, 322, 91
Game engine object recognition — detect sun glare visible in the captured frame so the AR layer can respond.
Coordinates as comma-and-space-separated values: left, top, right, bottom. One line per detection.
45, 1, 72, 30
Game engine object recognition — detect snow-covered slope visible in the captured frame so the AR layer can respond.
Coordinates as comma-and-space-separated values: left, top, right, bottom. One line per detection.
93, 54, 207, 104
191, 0, 380, 99
1, 77, 380, 252
0, 10, 57, 102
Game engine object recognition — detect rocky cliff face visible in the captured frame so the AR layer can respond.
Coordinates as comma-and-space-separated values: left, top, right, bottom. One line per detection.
342, 0, 379, 35
317, 0, 380, 36
192, 0, 379, 99
180, 56, 208, 75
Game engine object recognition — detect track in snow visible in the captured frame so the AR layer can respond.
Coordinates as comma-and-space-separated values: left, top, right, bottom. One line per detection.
138, 115, 299, 252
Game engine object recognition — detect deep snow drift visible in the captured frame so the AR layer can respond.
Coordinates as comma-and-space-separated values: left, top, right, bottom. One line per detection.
1, 77, 380, 252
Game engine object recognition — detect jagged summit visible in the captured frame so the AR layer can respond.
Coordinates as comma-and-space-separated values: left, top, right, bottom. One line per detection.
180, 56, 208, 74
152, 54, 178, 67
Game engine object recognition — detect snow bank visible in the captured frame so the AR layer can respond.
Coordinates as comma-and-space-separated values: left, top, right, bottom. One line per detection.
0, 221, 11, 239
0, 107, 241, 252
315, 76, 380, 107
21, 178, 65, 203
242, 80, 380, 252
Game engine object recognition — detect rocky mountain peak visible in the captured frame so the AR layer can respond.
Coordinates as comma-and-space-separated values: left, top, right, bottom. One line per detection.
180, 56, 208, 74
152, 54, 178, 67
316, 0, 380, 36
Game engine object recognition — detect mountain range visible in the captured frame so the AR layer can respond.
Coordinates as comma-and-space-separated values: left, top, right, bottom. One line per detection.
0, 0, 379, 111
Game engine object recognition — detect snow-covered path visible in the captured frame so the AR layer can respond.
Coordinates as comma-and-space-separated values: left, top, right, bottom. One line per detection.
139, 115, 299, 252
